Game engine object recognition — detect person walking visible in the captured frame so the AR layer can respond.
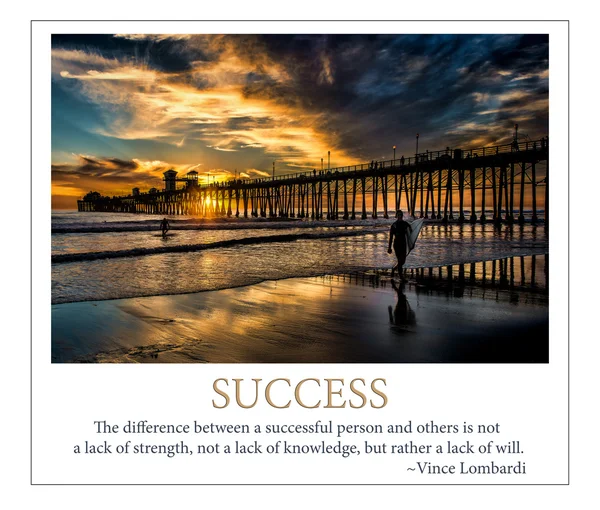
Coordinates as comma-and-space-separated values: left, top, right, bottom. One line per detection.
388, 210, 412, 279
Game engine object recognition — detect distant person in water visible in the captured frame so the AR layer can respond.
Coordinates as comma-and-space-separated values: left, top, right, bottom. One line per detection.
388, 210, 412, 279
160, 217, 169, 237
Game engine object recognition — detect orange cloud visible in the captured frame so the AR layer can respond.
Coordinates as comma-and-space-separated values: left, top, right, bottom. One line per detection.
51, 41, 356, 174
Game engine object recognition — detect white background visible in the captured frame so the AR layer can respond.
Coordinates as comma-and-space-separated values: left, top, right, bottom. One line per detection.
2, 4, 596, 509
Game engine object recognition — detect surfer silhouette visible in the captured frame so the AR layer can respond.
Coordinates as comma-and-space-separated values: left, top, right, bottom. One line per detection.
160, 217, 170, 237
388, 210, 412, 279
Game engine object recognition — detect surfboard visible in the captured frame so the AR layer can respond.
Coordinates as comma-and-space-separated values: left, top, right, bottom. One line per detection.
406, 218, 424, 256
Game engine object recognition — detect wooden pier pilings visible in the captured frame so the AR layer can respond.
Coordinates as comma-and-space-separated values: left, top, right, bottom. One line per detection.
78, 138, 549, 224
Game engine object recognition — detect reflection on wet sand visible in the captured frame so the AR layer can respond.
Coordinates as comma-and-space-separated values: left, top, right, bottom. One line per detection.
388, 280, 417, 330
341, 253, 547, 304
52, 255, 548, 364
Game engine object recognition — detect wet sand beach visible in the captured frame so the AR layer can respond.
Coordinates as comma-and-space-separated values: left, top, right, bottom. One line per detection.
52, 259, 548, 364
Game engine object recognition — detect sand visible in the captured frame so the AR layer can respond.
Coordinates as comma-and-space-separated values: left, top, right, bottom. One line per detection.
51, 270, 548, 363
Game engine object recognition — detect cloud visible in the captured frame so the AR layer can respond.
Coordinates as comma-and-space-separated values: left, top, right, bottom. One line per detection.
52, 34, 548, 204
207, 145, 238, 152
52, 49, 121, 71
511, 69, 549, 81
246, 169, 271, 177
113, 34, 192, 42
317, 53, 334, 85
52, 36, 358, 169
472, 92, 490, 103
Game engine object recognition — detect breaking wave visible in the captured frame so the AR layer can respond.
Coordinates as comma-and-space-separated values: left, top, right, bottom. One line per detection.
51, 229, 380, 264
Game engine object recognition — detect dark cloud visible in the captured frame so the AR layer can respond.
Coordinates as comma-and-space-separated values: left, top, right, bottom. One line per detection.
216, 34, 548, 157
79, 155, 100, 165
105, 157, 139, 170
52, 156, 149, 194
52, 34, 208, 75
53, 33, 548, 190
224, 116, 276, 130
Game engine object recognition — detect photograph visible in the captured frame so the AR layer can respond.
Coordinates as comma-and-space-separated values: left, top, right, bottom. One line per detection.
50, 33, 549, 364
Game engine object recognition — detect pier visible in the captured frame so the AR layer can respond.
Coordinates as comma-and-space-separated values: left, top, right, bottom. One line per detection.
78, 138, 549, 225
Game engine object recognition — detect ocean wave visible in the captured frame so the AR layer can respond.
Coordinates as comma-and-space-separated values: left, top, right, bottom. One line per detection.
51, 230, 383, 264
51, 218, 389, 234
51, 222, 549, 304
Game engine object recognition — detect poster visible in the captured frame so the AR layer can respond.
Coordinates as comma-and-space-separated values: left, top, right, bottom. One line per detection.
14, 14, 589, 508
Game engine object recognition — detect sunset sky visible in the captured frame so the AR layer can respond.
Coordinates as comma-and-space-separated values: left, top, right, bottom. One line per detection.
51, 34, 549, 209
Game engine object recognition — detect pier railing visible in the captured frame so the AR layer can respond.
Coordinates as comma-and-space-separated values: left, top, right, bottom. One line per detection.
194, 138, 548, 188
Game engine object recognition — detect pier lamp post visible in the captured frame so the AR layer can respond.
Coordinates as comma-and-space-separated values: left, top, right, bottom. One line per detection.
273, 161, 275, 181
321, 158, 323, 172
414, 133, 420, 217
416, 134, 419, 159
393, 145, 396, 162
328, 151, 330, 171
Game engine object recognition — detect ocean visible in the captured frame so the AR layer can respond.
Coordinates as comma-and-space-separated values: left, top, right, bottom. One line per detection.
51, 210, 548, 305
